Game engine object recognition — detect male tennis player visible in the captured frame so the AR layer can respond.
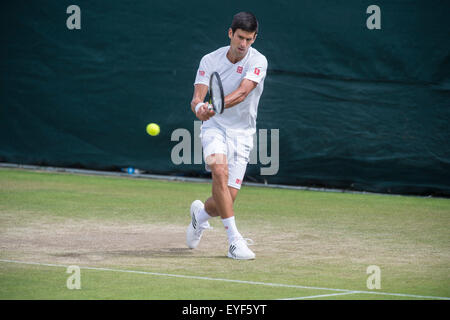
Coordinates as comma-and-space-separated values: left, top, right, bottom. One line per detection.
187, 12, 267, 260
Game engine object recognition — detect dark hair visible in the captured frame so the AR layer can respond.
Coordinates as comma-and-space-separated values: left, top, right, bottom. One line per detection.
230, 12, 258, 34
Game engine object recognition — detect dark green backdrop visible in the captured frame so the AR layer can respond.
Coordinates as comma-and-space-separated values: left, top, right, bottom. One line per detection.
1, 1, 449, 196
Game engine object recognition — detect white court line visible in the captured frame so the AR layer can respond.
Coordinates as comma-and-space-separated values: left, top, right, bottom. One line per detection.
1, 259, 449, 300
279, 291, 359, 300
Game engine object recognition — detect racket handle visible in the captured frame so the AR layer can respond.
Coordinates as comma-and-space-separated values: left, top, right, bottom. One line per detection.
207, 104, 213, 111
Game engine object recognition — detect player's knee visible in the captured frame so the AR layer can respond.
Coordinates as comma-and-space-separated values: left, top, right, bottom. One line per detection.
212, 165, 228, 182
229, 188, 239, 202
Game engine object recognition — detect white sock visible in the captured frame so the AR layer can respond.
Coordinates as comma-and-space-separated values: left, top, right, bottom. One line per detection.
221, 216, 242, 242
196, 208, 212, 226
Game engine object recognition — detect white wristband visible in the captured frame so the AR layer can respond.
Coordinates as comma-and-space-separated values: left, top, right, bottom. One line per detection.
195, 102, 204, 114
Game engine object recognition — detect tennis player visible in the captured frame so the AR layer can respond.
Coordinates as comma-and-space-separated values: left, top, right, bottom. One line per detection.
187, 12, 268, 260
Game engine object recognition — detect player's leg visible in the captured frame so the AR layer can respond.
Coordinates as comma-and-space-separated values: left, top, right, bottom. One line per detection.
201, 155, 250, 251
224, 134, 255, 259
187, 153, 232, 249
204, 134, 254, 259
204, 186, 239, 217
195, 127, 232, 222
191, 177, 238, 239
202, 132, 250, 220
190, 153, 236, 224
186, 128, 227, 249
208, 153, 234, 219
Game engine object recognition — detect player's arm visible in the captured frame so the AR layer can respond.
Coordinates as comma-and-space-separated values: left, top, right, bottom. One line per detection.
190, 84, 208, 113
225, 55, 267, 109
224, 78, 258, 109
191, 84, 215, 121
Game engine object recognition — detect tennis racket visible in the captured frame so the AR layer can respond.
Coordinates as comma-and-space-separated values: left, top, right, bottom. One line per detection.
208, 71, 225, 114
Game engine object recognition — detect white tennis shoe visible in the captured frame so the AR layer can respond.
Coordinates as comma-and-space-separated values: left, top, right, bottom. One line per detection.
227, 237, 255, 260
186, 200, 211, 249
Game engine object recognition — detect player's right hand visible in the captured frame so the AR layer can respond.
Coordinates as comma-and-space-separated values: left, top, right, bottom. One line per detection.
196, 103, 215, 121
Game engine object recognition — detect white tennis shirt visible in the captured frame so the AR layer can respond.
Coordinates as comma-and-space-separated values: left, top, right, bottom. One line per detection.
194, 46, 268, 136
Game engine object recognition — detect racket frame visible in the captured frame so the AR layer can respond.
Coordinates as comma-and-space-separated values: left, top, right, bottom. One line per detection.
209, 71, 225, 114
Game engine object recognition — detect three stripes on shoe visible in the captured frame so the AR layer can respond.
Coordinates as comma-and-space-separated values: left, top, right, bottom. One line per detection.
229, 244, 237, 258
192, 213, 197, 229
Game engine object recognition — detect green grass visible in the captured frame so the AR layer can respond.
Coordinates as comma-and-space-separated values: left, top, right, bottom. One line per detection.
0, 168, 449, 300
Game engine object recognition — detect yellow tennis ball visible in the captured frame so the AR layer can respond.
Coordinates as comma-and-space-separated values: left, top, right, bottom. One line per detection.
146, 123, 160, 136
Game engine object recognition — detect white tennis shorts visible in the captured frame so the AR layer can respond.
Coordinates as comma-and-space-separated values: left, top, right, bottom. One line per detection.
201, 126, 253, 190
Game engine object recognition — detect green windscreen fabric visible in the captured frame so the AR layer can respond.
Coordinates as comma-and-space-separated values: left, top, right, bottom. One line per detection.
1, 1, 449, 196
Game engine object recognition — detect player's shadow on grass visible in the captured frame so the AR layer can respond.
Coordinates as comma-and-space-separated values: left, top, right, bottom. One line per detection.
54, 248, 225, 259
108, 248, 225, 259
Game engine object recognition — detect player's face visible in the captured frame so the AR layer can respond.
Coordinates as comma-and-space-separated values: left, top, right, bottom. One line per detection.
228, 28, 256, 59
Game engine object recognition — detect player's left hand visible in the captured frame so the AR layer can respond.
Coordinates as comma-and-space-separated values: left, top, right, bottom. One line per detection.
205, 104, 216, 117
197, 103, 215, 121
